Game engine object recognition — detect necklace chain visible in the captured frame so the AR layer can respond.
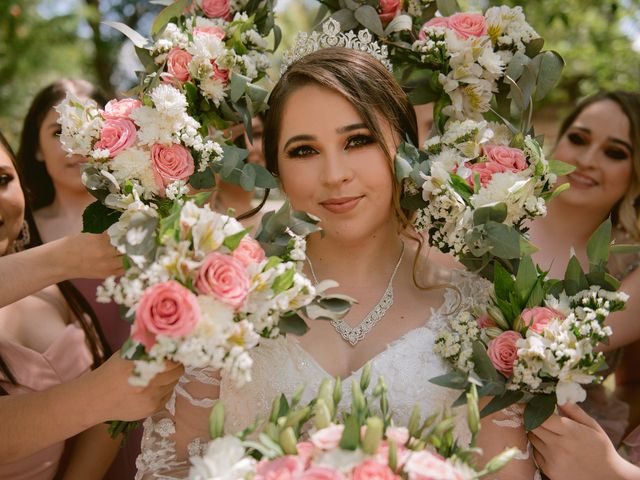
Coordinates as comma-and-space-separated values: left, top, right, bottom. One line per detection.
306, 242, 405, 346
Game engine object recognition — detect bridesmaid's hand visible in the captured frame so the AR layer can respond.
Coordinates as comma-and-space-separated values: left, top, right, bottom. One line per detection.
55, 232, 124, 279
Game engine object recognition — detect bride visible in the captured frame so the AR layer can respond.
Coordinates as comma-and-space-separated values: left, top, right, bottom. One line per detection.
136, 42, 536, 479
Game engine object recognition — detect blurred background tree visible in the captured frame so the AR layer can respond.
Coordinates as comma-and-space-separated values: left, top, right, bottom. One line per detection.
0, 0, 638, 146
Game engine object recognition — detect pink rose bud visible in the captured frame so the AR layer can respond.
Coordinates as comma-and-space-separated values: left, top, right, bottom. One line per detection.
195, 252, 250, 309
193, 25, 226, 39
353, 459, 399, 480
419, 17, 449, 40
465, 161, 508, 188
487, 330, 522, 377
384, 426, 410, 445
298, 467, 346, 480
94, 118, 137, 157
476, 314, 497, 329
255, 456, 305, 480
310, 424, 345, 450
199, 0, 231, 19
212, 62, 230, 84
378, 0, 402, 26
232, 237, 266, 268
102, 98, 142, 120
521, 306, 564, 334
166, 48, 193, 83
132, 280, 200, 350
447, 12, 487, 39
150, 143, 196, 189
483, 144, 527, 172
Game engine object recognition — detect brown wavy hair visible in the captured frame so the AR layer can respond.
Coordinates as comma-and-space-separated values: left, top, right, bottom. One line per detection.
556, 91, 640, 239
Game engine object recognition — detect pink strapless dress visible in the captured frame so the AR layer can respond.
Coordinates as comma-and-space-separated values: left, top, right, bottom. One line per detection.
0, 324, 92, 480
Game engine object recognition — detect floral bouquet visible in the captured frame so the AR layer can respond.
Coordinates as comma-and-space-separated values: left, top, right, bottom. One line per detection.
189, 367, 518, 479
395, 118, 572, 277
432, 221, 629, 430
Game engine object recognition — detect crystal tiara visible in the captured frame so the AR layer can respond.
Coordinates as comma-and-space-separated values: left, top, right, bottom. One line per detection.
280, 18, 393, 75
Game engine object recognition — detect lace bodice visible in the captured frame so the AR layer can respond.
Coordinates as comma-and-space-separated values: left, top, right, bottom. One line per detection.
136, 271, 535, 479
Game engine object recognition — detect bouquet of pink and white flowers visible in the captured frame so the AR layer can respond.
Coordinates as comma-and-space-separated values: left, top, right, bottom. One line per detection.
432, 221, 629, 430
189, 367, 517, 480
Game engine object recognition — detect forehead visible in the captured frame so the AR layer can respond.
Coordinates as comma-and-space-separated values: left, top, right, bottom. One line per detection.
573, 100, 631, 142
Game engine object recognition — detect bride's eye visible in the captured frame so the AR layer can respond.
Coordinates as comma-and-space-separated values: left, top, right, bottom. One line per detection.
567, 132, 587, 146
345, 134, 375, 149
0, 174, 14, 187
286, 145, 318, 158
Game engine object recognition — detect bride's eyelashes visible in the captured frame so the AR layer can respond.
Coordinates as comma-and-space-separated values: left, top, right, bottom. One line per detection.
567, 131, 630, 161
285, 133, 376, 159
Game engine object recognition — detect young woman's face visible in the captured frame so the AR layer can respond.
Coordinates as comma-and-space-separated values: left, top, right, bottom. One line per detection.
37, 107, 88, 195
0, 146, 25, 256
554, 100, 634, 214
277, 84, 398, 242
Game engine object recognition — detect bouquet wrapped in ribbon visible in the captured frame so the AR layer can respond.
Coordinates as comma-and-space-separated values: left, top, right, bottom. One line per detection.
189, 367, 518, 479
432, 221, 629, 430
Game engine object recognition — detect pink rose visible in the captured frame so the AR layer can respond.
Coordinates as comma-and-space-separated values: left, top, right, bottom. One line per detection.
132, 280, 200, 350
419, 17, 449, 40
255, 456, 305, 480
465, 161, 507, 188
476, 314, 497, 329
310, 424, 344, 450
232, 237, 266, 268
298, 467, 345, 480
167, 48, 193, 83
195, 252, 250, 309
404, 451, 463, 480
385, 426, 409, 445
483, 144, 527, 172
487, 330, 522, 377
353, 459, 399, 480
521, 307, 564, 334
378, 0, 401, 26
193, 25, 226, 39
447, 12, 487, 39
94, 118, 137, 157
212, 62, 230, 84
102, 98, 142, 120
150, 143, 195, 188
199, 0, 230, 19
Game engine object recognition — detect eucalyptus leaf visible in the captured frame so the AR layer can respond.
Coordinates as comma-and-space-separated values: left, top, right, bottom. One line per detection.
504, 52, 529, 81
518, 62, 537, 110
82, 201, 121, 234
524, 393, 557, 431
330, 8, 360, 31
103, 21, 149, 48
525, 37, 545, 57
484, 222, 522, 259
240, 162, 257, 191
395, 142, 419, 181
429, 371, 469, 390
473, 203, 508, 226
230, 73, 250, 103
354, 5, 384, 36
384, 14, 412, 35
188, 167, 215, 189
530, 51, 565, 101
436, 0, 460, 16
278, 314, 310, 336
249, 163, 279, 189
480, 390, 524, 418
505, 75, 525, 112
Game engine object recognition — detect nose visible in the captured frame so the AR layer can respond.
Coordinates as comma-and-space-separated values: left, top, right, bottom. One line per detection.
576, 145, 599, 169
320, 148, 353, 186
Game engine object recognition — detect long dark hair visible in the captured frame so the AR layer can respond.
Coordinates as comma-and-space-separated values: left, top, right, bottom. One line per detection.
16, 79, 107, 210
263, 48, 419, 229
0, 131, 110, 392
556, 91, 640, 239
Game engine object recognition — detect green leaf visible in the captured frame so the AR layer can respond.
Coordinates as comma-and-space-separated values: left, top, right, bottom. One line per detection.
102, 21, 149, 48
330, 9, 360, 31
429, 370, 469, 390
472, 341, 502, 382
524, 393, 557, 431
543, 182, 570, 202
610, 244, 640, 255
436, 0, 460, 16
82, 201, 120, 233
354, 5, 384, 36
248, 163, 279, 189
188, 167, 215, 189
223, 229, 248, 251
525, 37, 545, 57
547, 159, 576, 176
473, 203, 508, 226
340, 414, 361, 450
395, 142, 419, 182
278, 314, 310, 336
449, 173, 473, 203
504, 52, 529, 82
272, 268, 295, 294
230, 73, 251, 103
525, 280, 544, 309
240, 162, 257, 191
586, 219, 612, 269
208, 401, 225, 439
564, 255, 589, 296
151, 0, 190, 38
484, 222, 522, 259
480, 390, 524, 418
531, 51, 565, 101
515, 256, 538, 305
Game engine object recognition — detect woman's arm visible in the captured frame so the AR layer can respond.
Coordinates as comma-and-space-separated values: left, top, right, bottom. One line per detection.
0, 233, 123, 308
0, 353, 183, 464
60, 424, 121, 480
528, 403, 640, 479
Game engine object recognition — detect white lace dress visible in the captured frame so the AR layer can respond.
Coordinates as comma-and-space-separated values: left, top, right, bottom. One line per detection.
135, 271, 535, 479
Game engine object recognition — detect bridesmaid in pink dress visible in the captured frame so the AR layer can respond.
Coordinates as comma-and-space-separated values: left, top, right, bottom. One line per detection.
16, 79, 140, 477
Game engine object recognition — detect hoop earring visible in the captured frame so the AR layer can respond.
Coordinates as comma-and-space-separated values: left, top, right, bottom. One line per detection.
9, 220, 31, 253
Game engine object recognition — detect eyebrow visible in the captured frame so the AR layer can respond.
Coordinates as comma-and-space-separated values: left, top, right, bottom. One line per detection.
0, 165, 15, 173
45, 121, 61, 131
573, 126, 634, 153
282, 123, 369, 151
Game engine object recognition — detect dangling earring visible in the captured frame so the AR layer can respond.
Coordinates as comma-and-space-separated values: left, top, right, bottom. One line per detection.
35, 151, 44, 162
9, 220, 31, 253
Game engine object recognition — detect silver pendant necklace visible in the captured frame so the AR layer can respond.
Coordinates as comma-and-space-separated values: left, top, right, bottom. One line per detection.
306, 242, 405, 346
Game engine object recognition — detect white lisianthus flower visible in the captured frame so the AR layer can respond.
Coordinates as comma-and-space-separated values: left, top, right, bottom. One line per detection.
191, 209, 228, 256
187, 33, 225, 62
188, 436, 255, 480
200, 77, 227, 106
471, 172, 534, 225
150, 84, 188, 118
129, 106, 175, 145
111, 148, 160, 197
